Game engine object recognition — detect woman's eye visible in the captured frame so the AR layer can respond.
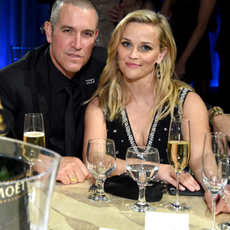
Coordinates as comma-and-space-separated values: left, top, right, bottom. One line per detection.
122, 42, 131, 47
141, 45, 152, 51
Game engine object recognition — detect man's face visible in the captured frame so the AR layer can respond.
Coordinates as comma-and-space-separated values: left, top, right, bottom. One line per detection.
45, 4, 98, 79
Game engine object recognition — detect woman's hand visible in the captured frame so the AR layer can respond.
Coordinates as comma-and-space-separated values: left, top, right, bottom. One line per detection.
205, 190, 230, 214
175, 60, 186, 80
108, 3, 125, 24
156, 164, 200, 191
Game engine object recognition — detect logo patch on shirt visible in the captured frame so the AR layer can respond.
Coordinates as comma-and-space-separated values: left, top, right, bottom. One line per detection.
85, 78, 95, 85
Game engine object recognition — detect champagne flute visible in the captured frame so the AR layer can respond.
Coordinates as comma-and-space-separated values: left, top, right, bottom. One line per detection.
23, 113, 45, 177
125, 146, 160, 212
201, 132, 228, 230
86, 138, 116, 201
164, 118, 191, 211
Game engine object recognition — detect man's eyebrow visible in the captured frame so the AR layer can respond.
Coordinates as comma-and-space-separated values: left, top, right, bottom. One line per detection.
60, 25, 74, 30
60, 25, 95, 34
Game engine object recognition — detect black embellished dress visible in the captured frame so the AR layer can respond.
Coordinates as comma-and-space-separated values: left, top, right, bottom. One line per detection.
105, 87, 192, 163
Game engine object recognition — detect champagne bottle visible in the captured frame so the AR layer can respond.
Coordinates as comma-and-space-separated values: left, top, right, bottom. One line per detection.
0, 99, 30, 230
0, 99, 9, 136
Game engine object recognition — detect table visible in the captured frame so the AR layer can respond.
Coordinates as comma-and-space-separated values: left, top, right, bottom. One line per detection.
49, 179, 230, 230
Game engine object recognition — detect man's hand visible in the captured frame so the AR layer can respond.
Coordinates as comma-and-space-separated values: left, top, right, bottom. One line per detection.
56, 157, 91, 185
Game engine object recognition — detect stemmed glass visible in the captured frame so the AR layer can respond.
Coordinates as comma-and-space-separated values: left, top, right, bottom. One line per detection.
125, 146, 160, 212
164, 118, 191, 211
86, 138, 116, 201
216, 159, 230, 230
23, 113, 45, 177
201, 132, 228, 230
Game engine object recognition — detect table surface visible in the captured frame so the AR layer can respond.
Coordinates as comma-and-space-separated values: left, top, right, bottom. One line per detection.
49, 179, 230, 230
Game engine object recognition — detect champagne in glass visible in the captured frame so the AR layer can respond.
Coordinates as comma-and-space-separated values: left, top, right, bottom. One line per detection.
23, 113, 45, 176
23, 131, 45, 161
167, 140, 191, 173
86, 138, 116, 201
201, 132, 228, 230
164, 118, 191, 211
126, 146, 160, 212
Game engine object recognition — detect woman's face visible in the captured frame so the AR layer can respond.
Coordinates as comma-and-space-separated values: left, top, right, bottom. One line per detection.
117, 22, 165, 82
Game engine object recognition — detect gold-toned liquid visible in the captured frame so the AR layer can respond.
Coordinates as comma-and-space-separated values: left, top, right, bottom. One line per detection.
167, 140, 191, 173
23, 131, 45, 147
23, 132, 45, 161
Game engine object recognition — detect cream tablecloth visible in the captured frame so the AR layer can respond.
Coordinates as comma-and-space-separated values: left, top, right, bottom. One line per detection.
49, 179, 230, 230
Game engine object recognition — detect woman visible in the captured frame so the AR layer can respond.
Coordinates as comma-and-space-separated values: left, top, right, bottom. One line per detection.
83, 9, 230, 213
83, 9, 209, 191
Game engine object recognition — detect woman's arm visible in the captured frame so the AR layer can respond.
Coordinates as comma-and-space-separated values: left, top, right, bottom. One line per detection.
182, 92, 230, 213
160, 0, 173, 17
182, 91, 209, 186
175, 0, 217, 78
83, 98, 127, 175
83, 97, 107, 164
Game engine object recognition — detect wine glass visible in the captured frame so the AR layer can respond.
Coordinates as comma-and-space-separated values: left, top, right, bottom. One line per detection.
86, 138, 116, 201
201, 132, 228, 230
164, 118, 191, 211
216, 159, 230, 230
23, 113, 45, 177
125, 146, 160, 212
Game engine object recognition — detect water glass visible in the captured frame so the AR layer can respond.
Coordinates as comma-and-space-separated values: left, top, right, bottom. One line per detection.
125, 146, 160, 212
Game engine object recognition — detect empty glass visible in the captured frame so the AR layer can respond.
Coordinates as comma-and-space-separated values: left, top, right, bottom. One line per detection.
217, 159, 230, 230
201, 132, 228, 230
86, 138, 116, 201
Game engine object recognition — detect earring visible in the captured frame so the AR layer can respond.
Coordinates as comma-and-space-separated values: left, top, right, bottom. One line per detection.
117, 55, 120, 70
156, 63, 161, 78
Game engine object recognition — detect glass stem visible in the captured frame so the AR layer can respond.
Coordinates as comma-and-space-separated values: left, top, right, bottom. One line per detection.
211, 194, 217, 229
137, 184, 146, 205
95, 178, 105, 196
175, 172, 180, 206
29, 162, 33, 177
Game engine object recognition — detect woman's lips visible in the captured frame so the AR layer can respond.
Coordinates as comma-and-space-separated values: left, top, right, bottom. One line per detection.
125, 62, 140, 68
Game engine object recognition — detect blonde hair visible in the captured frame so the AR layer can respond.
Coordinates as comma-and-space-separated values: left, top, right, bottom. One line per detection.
92, 9, 193, 121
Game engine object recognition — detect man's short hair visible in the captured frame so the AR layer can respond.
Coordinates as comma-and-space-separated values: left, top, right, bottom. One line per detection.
50, 0, 99, 31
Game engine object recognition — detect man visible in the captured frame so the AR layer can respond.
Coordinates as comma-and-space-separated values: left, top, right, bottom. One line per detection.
0, 0, 107, 185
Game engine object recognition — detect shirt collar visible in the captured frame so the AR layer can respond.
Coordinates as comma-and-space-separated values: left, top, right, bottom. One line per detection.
48, 50, 79, 93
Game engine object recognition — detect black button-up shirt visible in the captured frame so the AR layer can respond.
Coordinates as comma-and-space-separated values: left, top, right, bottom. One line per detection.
47, 53, 83, 158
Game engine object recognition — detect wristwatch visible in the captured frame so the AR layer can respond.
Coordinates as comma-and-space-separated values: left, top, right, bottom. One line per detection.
209, 106, 224, 125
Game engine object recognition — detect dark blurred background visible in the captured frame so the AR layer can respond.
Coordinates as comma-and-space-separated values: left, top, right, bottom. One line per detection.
0, 0, 49, 68
0, 0, 220, 99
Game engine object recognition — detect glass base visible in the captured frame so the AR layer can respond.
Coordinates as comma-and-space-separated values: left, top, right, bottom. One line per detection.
88, 193, 113, 202
164, 202, 190, 212
199, 228, 217, 230
129, 202, 155, 213
218, 222, 230, 230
